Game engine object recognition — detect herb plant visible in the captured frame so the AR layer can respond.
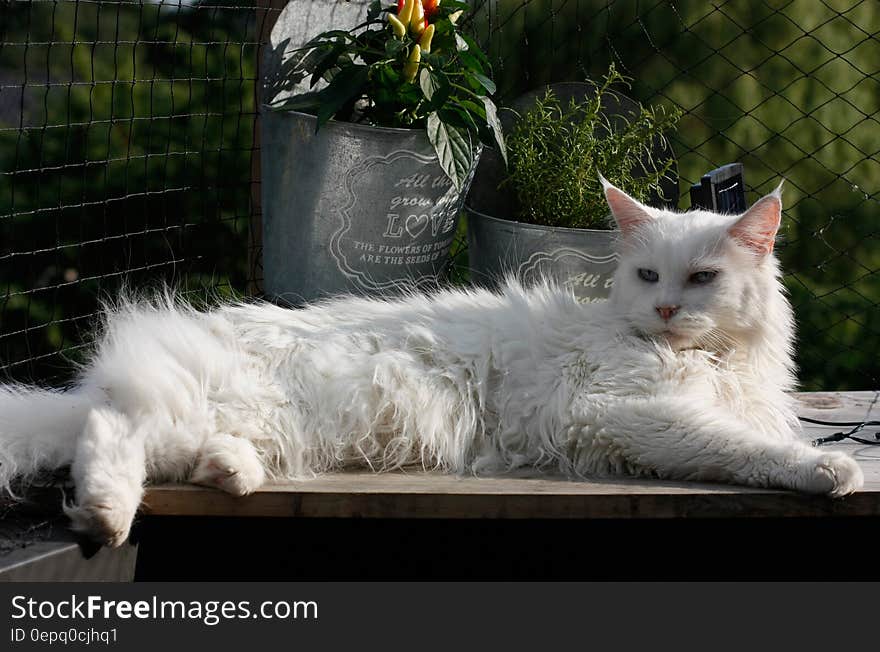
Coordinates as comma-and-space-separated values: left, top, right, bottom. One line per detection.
272, 0, 505, 191
503, 65, 682, 229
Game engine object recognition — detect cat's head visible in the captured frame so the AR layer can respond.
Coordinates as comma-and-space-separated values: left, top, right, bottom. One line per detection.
602, 176, 791, 354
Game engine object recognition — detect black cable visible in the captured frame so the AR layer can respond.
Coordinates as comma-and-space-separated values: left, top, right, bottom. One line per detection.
799, 417, 880, 446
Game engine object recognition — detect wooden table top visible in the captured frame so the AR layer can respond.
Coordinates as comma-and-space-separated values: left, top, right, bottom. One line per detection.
141, 391, 880, 520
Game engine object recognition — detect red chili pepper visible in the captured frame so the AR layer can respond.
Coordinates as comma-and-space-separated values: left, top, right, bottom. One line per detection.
423, 0, 440, 18
397, 0, 405, 13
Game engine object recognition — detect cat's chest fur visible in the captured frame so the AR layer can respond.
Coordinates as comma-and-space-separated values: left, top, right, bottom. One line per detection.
563, 337, 796, 444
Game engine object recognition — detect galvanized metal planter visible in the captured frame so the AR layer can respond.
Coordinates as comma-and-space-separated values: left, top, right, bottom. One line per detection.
464, 146, 619, 303
260, 108, 477, 305
466, 208, 619, 303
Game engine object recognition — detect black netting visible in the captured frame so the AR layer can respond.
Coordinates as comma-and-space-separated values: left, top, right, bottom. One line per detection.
0, 0, 271, 383
1, 0, 878, 390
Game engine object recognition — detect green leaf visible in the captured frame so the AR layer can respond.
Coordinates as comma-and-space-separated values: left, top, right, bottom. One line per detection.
419, 51, 443, 67
483, 97, 507, 165
437, 102, 477, 131
419, 70, 451, 109
310, 30, 358, 41
457, 50, 485, 75
419, 69, 439, 101
427, 111, 474, 190
459, 34, 490, 66
472, 73, 496, 95
441, 105, 478, 132
385, 38, 406, 57
309, 43, 344, 88
375, 63, 401, 87
295, 45, 331, 74
315, 65, 369, 129
269, 91, 322, 112
456, 99, 486, 120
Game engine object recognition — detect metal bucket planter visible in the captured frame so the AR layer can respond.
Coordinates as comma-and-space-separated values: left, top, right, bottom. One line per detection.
464, 144, 620, 303
466, 205, 619, 303
260, 108, 478, 305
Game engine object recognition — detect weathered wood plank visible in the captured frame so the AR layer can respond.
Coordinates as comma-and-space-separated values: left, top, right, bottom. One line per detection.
140, 391, 880, 519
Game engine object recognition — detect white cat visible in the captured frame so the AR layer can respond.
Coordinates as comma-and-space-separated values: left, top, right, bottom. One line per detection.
0, 178, 863, 546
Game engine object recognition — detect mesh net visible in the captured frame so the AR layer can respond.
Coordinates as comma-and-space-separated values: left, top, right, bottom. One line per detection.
0, 0, 267, 383
1, 0, 878, 390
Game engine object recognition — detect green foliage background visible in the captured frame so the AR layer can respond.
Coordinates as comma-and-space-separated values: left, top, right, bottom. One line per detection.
1, 0, 877, 390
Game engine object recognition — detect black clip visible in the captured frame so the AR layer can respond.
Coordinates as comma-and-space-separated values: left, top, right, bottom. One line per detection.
799, 417, 880, 447
690, 163, 747, 213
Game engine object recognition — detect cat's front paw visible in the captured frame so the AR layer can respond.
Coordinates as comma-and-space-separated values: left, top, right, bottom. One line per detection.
799, 452, 864, 497
190, 435, 266, 497
64, 497, 137, 548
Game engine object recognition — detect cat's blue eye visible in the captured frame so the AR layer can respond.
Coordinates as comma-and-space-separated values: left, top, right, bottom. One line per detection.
689, 270, 718, 284
637, 268, 659, 283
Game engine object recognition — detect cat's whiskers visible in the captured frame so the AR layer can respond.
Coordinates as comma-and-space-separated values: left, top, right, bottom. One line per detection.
693, 327, 740, 356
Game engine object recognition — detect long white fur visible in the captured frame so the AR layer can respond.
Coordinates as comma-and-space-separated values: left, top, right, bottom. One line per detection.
0, 180, 863, 545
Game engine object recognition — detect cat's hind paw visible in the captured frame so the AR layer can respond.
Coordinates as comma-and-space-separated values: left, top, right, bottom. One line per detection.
64, 497, 137, 548
801, 452, 864, 498
65, 406, 143, 546
190, 435, 266, 497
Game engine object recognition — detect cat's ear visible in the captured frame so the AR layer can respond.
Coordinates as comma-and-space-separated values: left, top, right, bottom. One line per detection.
728, 182, 784, 256
600, 174, 653, 238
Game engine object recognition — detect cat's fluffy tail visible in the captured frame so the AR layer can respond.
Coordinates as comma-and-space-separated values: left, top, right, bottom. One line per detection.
0, 384, 99, 493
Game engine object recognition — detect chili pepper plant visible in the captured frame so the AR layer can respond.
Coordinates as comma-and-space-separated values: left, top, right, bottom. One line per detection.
272, 0, 505, 190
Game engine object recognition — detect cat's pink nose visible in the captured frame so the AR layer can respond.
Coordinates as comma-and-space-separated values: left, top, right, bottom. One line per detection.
656, 305, 679, 321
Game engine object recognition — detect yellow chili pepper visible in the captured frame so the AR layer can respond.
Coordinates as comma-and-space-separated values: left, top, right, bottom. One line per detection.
403, 44, 421, 83
398, 0, 414, 27
409, 0, 425, 36
388, 14, 406, 38
418, 24, 435, 54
